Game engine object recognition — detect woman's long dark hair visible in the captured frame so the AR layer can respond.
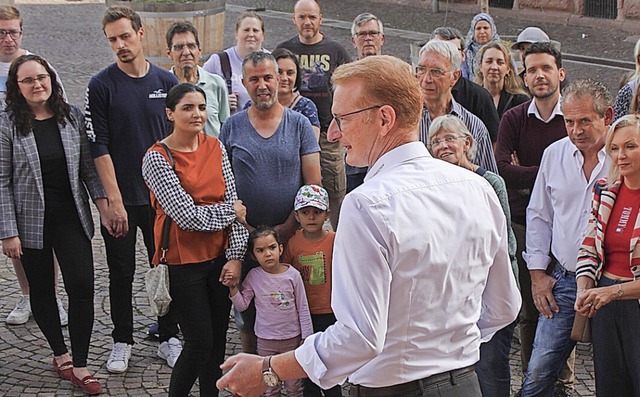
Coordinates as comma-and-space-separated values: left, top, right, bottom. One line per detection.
271, 47, 302, 92
6, 54, 70, 136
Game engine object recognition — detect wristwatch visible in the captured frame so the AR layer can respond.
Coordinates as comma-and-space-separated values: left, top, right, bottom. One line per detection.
262, 356, 280, 387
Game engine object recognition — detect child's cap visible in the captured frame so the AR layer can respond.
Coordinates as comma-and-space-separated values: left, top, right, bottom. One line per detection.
294, 184, 329, 211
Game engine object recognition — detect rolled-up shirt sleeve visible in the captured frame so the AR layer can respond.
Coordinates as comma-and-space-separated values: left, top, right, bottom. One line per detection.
294, 195, 389, 389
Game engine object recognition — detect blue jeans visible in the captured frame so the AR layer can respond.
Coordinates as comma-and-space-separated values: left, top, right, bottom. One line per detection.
476, 321, 516, 397
522, 264, 577, 397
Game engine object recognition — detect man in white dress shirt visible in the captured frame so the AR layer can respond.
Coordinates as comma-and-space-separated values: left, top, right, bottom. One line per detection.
522, 79, 612, 397
216, 55, 520, 397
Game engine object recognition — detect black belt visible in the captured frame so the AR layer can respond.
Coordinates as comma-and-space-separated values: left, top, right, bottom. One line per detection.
349, 365, 476, 397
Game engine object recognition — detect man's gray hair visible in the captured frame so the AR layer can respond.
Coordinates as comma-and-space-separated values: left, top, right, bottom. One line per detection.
242, 51, 278, 76
419, 40, 461, 72
560, 79, 612, 117
431, 27, 465, 49
351, 13, 384, 36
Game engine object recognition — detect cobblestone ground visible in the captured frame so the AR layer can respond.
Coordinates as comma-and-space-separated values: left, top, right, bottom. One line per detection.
0, 0, 628, 395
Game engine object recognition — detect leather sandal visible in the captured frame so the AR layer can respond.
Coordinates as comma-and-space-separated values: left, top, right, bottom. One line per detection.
52, 358, 73, 380
71, 373, 102, 395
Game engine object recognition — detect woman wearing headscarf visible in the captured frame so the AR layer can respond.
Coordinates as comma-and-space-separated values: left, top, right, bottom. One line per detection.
465, 13, 500, 80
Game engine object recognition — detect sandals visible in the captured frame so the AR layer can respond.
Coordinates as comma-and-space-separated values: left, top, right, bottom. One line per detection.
52, 358, 73, 380
71, 373, 103, 395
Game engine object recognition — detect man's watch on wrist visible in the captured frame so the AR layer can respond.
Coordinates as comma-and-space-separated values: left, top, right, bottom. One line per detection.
262, 356, 280, 387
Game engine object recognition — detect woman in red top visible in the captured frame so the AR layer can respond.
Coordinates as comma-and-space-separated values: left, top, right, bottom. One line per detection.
575, 114, 640, 397
142, 83, 248, 396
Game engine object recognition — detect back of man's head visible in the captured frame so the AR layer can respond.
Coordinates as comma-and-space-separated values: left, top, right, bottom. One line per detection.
165, 21, 200, 49
332, 55, 422, 132
0, 6, 22, 28
419, 40, 461, 72
430, 27, 465, 48
102, 5, 142, 32
523, 41, 562, 70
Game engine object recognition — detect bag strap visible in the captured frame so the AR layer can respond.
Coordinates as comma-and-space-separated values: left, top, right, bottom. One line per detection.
158, 142, 174, 264
288, 93, 302, 110
217, 51, 233, 95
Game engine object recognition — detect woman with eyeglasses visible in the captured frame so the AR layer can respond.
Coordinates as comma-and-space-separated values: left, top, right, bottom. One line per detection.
0, 54, 109, 395
428, 114, 518, 397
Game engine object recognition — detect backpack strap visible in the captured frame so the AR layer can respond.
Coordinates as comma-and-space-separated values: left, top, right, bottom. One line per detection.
217, 51, 233, 94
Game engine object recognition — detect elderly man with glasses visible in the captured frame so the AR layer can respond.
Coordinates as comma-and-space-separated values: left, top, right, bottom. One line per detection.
416, 39, 497, 173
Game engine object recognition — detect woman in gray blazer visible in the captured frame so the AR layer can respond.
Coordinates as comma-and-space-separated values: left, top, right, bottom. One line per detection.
0, 54, 109, 395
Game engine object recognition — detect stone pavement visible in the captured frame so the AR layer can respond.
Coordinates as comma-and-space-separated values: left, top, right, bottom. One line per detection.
0, 0, 627, 395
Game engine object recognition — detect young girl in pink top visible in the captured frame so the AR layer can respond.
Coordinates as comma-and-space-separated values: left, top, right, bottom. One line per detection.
227, 226, 312, 397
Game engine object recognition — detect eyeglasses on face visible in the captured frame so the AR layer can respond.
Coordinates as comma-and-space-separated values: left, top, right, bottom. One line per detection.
332, 105, 381, 131
429, 135, 464, 148
0, 29, 22, 40
415, 66, 451, 79
172, 42, 198, 52
355, 31, 381, 39
18, 73, 50, 85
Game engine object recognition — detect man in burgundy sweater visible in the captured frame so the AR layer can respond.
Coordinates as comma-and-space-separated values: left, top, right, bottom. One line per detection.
494, 42, 574, 397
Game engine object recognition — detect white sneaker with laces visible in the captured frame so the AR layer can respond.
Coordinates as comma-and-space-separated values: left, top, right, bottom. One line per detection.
107, 342, 132, 373
6, 295, 31, 325
157, 337, 182, 368
56, 298, 68, 327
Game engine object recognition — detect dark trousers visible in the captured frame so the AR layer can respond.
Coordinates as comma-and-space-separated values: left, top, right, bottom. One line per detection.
591, 276, 640, 397
304, 313, 342, 397
477, 321, 516, 397
101, 204, 177, 344
167, 257, 232, 397
21, 205, 94, 367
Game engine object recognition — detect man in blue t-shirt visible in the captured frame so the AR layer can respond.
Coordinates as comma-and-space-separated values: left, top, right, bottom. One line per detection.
219, 51, 321, 355
84, 6, 180, 374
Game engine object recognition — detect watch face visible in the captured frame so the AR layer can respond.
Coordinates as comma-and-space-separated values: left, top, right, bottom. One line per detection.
263, 371, 279, 387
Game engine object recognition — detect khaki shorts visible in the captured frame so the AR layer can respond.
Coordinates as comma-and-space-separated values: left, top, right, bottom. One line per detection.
319, 130, 346, 203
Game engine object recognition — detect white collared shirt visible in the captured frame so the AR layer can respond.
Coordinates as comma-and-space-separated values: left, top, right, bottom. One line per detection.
295, 141, 521, 389
527, 97, 563, 123
524, 137, 609, 272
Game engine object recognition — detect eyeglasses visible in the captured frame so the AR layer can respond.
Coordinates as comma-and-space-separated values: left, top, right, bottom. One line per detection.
17, 73, 49, 86
332, 105, 381, 131
172, 42, 198, 52
0, 29, 22, 40
429, 135, 464, 148
415, 66, 451, 79
355, 31, 381, 39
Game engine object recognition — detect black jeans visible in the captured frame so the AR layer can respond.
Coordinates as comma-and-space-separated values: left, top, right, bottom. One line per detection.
304, 313, 342, 397
101, 204, 177, 344
21, 205, 94, 367
591, 276, 640, 397
168, 257, 232, 397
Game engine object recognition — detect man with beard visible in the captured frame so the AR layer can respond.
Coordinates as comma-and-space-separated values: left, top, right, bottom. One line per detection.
494, 42, 574, 396
276, 0, 351, 229
84, 5, 180, 373
166, 21, 229, 137
219, 51, 321, 357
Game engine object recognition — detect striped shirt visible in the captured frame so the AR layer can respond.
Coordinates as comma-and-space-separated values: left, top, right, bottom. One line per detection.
419, 98, 498, 174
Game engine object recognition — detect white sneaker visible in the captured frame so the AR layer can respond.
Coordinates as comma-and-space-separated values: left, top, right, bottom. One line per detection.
6, 295, 31, 325
56, 298, 68, 327
157, 337, 182, 368
107, 342, 132, 373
